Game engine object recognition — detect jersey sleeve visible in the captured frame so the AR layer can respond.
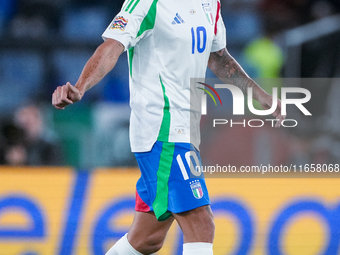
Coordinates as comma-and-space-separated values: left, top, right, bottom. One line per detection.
211, 0, 227, 52
102, 0, 155, 51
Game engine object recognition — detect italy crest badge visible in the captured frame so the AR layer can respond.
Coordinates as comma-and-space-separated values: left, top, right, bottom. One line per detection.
202, 3, 214, 25
190, 180, 204, 199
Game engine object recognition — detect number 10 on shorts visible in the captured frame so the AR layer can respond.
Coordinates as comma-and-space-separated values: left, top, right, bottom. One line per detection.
176, 151, 202, 180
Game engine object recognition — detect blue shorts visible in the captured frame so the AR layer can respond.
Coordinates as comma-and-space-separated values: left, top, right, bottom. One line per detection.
134, 141, 210, 221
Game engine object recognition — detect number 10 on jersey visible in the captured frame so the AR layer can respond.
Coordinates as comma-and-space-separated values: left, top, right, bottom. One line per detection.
191, 26, 207, 54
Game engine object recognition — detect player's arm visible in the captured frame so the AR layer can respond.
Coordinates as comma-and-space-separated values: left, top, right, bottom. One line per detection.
52, 38, 124, 110
208, 48, 285, 127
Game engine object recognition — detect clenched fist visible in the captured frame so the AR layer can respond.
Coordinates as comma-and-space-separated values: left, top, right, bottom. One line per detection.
52, 82, 82, 110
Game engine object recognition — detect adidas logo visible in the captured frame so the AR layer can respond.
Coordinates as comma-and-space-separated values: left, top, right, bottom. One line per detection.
171, 13, 185, 25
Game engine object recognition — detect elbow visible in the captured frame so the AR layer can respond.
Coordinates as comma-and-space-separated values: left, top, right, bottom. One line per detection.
208, 59, 221, 77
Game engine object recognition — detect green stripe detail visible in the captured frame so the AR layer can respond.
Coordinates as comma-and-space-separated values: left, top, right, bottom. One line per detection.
128, 47, 134, 77
124, 0, 141, 13
129, 0, 141, 13
157, 76, 171, 141
136, 0, 158, 38
193, 189, 199, 198
127, 0, 157, 77
124, 0, 135, 12
152, 142, 175, 221
122, 0, 132, 10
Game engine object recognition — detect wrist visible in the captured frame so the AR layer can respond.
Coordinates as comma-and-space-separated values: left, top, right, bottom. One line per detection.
75, 83, 86, 97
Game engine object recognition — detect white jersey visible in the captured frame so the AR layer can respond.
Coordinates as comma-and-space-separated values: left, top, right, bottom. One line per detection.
102, 0, 226, 152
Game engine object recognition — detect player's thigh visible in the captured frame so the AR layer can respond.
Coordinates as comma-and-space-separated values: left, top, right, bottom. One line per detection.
173, 205, 214, 243
128, 211, 174, 249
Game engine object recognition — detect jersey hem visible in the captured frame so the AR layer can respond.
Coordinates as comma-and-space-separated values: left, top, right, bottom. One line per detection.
210, 45, 226, 53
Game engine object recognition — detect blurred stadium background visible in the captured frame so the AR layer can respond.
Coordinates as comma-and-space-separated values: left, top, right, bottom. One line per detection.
0, 0, 340, 254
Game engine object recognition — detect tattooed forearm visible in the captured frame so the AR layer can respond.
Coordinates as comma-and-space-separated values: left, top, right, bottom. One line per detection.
224, 59, 241, 78
75, 39, 124, 94
97, 65, 106, 78
82, 60, 101, 92
84, 57, 102, 80
223, 59, 250, 95
208, 48, 263, 100
208, 48, 284, 125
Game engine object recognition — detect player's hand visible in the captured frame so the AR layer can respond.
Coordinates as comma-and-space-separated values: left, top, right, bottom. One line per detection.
259, 93, 286, 128
52, 82, 82, 110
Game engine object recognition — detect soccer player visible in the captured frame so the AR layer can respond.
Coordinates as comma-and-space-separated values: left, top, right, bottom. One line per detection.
52, 0, 285, 254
